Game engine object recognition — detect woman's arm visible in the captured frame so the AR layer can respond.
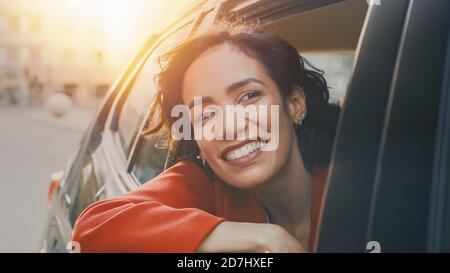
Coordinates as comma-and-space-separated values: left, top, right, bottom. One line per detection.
73, 199, 225, 252
73, 161, 224, 252
72, 161, 305, 252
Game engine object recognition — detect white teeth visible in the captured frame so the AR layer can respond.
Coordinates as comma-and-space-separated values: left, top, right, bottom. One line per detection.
225, 140, 269, 161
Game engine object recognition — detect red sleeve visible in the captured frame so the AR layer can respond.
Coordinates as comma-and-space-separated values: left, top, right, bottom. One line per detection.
72, 160, 225, 253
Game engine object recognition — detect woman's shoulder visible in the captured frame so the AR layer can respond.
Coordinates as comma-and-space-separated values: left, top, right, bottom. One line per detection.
142, 159, 212, 187
121, 160, 215, 208
155, 159, 212, 187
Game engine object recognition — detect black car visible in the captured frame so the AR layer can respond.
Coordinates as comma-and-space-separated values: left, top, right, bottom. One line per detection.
41, 0, 450, 253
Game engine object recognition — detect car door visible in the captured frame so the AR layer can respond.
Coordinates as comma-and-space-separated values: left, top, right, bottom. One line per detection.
316, 0, 450, 252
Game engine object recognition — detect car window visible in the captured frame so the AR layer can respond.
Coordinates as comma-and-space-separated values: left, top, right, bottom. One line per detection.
116, 22, 194, 156
69, 154, 102, 225
131, 128, 169, 184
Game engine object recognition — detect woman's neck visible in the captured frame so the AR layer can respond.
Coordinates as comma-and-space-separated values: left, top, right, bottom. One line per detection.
253, 140, 312, 247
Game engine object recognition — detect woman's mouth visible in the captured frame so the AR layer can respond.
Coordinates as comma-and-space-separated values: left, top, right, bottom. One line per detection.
222, 139, 269, 166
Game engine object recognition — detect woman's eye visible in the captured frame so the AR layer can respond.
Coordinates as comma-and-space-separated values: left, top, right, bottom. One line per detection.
239, 90, 261, 103
202, 111, 216, 121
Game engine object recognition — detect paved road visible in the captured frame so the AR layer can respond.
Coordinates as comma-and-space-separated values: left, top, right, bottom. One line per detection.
0, 106, 94, 252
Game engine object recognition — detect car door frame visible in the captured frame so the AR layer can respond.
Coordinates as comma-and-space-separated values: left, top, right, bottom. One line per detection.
220, 0, 346, 23
316, 0, 450, 252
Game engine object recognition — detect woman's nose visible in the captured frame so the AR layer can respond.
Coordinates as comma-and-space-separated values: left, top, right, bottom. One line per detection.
222, 112, 249, 140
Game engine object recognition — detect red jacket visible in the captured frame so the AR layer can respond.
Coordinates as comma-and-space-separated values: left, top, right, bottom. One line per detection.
72, 160, 327, 252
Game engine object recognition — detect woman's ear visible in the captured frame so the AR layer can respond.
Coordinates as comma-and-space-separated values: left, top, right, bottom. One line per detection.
287, 85, 307, 123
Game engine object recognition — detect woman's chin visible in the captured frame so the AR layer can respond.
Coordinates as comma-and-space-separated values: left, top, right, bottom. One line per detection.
215, 163, 274, 189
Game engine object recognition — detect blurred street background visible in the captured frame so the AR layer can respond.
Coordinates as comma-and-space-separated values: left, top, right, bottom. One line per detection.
0, 105, 94, 252
0, 0, 194, 252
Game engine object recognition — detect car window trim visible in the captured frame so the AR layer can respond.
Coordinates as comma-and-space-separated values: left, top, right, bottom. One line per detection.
223, 0, 346, 24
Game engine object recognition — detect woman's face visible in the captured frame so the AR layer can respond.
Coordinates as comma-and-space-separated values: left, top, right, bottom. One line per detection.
181, 43, 304, 189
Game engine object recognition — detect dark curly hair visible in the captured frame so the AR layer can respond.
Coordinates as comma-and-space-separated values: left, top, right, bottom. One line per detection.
147, 22, 340, 174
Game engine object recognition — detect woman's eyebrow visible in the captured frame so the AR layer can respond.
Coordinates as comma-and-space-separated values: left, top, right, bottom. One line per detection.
226, 77, 265, 94
188, 96, 213, 109
187, 78, 265, 109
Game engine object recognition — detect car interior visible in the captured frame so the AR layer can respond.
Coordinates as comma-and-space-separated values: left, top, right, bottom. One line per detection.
261, 0, 368, 102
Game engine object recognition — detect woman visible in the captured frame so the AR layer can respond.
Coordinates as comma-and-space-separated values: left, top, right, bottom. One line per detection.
72, 22, 340, 253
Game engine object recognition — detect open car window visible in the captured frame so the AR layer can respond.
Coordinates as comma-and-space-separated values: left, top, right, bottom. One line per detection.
261, 0, 368, 103
115, 22, 194, 158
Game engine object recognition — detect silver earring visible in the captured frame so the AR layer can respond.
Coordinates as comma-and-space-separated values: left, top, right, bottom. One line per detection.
196, 155, 206, 166
294, 113, 305, 128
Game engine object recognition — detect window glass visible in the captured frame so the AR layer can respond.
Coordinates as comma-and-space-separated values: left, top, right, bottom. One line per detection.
117, 23, 193, 155
132, 130, 169, 183
69, 154, 102, 225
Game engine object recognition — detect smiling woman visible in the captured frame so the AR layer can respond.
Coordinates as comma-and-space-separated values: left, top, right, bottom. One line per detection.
72, 21, 340, 253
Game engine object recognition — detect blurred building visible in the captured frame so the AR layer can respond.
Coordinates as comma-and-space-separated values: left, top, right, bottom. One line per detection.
0, 0, 142, 107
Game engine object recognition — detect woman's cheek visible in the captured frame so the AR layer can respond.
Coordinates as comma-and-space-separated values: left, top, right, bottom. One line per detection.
197, 141, 220, 164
